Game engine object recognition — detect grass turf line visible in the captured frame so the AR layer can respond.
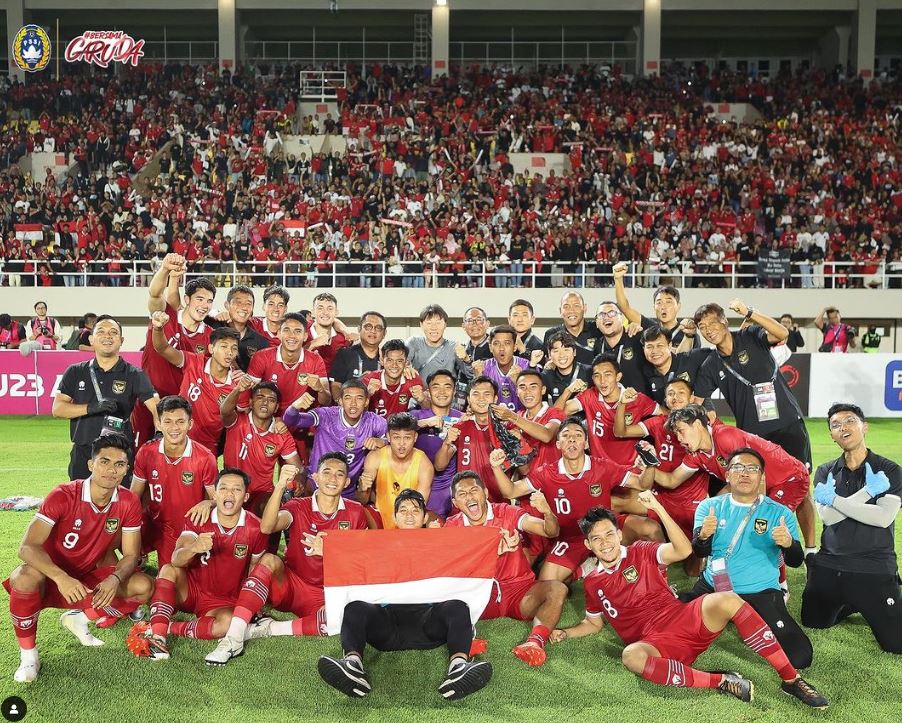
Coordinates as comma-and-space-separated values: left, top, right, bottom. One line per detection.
0, 415, 901, 723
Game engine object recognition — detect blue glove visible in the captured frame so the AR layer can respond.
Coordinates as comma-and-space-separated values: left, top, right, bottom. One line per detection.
814, 473, 837, 507
865, 462, 891, 498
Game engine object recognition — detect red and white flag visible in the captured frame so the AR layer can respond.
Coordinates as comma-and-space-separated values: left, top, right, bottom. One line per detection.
14, 224, 43, 243
323, 527, 498, 635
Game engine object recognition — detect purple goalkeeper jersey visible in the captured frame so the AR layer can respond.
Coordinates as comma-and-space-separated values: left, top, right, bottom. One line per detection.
409, 407, 462, 517
484, 357, 529, 411
283, 405, 387, 496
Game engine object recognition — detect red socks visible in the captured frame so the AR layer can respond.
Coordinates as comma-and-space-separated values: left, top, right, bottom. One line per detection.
297, 606, 328, 636
733, 602, 797, 682
9, 589, 41, 650
232, 565, 272, 625
641, 656, 720, 689
169, 617, 217, 640
79, 596, 141, 621
525, 624, 550, 648
149, 578, 177, 638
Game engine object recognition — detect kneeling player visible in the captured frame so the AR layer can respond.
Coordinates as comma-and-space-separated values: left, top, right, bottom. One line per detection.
445, 471, 566, 667
140, 467, 268, 665
5, 434, 152, 682
552, 495, 828, 708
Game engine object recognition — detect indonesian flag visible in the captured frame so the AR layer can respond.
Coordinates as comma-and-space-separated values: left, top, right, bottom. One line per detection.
15, 224, 43, 243
282, 220, 306, 238
323, 527, 498, 636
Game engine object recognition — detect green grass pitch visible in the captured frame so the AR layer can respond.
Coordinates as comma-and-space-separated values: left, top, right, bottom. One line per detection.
1, 415, 901, 723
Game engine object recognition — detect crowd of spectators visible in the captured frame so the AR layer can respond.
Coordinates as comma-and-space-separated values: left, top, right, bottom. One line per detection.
0, 61, 901, 289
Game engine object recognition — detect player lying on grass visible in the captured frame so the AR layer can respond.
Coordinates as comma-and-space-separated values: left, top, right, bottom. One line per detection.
5, 433, 153, 683
551, 495, 828, 708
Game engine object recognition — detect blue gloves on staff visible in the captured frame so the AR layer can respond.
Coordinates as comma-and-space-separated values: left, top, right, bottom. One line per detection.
814, 474, 836, 507
864, 462, 891, 498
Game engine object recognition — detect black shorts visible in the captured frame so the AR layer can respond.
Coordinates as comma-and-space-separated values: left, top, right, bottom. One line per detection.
369, 604, 448, 652
761, 419, 812, 471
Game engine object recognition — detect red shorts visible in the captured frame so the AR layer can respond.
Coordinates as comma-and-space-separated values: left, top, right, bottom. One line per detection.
3, 565, 116, 611
481, 577, 533, 621
543, 536, 591, 574
182, 572, 237, 617
767, 475, 808, 511
269, 567, 323, 618
141, 522, 179, 568
646, 495, 704, 540
641, 597, 720, 666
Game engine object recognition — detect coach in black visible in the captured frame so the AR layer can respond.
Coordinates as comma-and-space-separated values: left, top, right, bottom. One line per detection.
52, 314, 159, 479
802, 403, 902, 654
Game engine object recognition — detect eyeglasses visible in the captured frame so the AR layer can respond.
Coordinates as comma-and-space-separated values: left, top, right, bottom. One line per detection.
596, 310, 620, 319
728, 463, 762, 474
829, 416, 860, 431
362, 323, 385, 332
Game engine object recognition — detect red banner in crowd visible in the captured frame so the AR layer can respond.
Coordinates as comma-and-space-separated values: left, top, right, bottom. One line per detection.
0, 350, 142, 415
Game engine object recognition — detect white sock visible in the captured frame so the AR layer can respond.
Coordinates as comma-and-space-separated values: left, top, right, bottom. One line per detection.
344, 653, 362, 667
269, 620, 296, 637
804, 547, 818, 556
20, 648, 38, 666
225, 617, 248, 642
71, 611, 90, 627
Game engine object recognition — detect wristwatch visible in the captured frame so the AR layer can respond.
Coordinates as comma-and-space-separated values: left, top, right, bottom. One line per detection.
744, 307, 755, 321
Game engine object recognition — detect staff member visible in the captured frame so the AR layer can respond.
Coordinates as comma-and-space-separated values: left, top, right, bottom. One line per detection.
802, 403, 902, 654
52, 315, 159, 480
682, 448, 812, 669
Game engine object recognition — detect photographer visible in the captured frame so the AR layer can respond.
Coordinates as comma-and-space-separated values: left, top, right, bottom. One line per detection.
28, 301, 62, 350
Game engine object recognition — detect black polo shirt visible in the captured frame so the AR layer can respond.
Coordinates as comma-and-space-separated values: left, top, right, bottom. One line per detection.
813, 449, 902, 575
329, 343, 381, 384
543, 323, 602, 366
645, 349, 713, 405
542, 362, 591, 405
639, 314, 701, 350
596, 317, 654, 395
466, 336, 493, 363
694, 327, 803, 436
208, 320, 269, 372
58, 357, 156, 446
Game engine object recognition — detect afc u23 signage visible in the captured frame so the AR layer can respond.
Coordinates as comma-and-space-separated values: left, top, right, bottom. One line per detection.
65, 31, 145, 68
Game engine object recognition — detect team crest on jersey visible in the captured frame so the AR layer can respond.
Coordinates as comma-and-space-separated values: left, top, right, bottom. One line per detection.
297, 373, 309, 386
623, 348, 634, 361
339, 521, 351, 530
717, 456, 727, 467
587, 338, 596, 349
104, 518, 120, 534
737, 351, 750, 365
233, 544, 248, 559
501, 387, 511, 399
589, 483, 602, 497
264, 443, 277, 457
399, 394, 409, 405
622, 565, 639, 584
754, 518, 768, 534
624, 412, 634, 425
344, 435, 356, 451
181, 471, 194, 486
112, 380, 126, 394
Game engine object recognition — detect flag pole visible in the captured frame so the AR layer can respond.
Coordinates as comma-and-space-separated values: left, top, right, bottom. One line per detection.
55, 18, 60, 79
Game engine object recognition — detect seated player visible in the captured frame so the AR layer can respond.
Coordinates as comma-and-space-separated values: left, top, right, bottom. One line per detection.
283, 378, 388, 496
358, 413, 434, 528
445, 471, 566, 667
139, 467, 268, 665
563, 353, 662, 465
551, 498, 827, 709
131, 395, 218, 567
317, 489, 493, 701
362, 339, 427, 418
221, 380, 301, 514
150, 311, 240, 454
5, 434, 152, 682
471, 325, 530, 411
490, 417, 655, 582
540, 331, 591, 408
216, 455, 370, 647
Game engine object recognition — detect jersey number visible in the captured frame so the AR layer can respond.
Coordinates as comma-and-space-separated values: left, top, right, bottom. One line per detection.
63, 532, 79, 549
460, 448, 471, 466
550, 541, 569, 557
659, 443, 674, 462
200, 551, 211, 566
186, 382, 202, 403
597, 589, 619, 618
553, 497, 571, 516
591, 420, 604, 437
149, 484, 163, 503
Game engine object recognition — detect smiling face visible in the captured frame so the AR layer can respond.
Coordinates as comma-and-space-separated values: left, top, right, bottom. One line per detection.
279, 318, 306, 353
462, 308, 489, 342
359, 314, 386, 347
653, 292, 679, 325
381, 349, 408, 383
452, 479, 488, 523
516, 374, 545, 411
559, 294, 585, 328
664, 381, 692, 411
90, 319, 123, 358
596, 303, 623, 337
697, 312, 728, 347
263, 294, 287, 325
226, 291, 254, 326
316, 457, 350, 498
584, 518, 623, 569
643, 335, 670, 369
548, 340, 576, 371
394, 499, 426, 529
185, 289, 214, 324
214, 473, 249, 518
420, 314, 446, 344
591, 361, 621, 400
428, 373, 455, 409
467, 382, 497, 415
828, 410, 867, 452
508, 304, 534, 334
159, 407, 192, 447
313, 298, 337, 327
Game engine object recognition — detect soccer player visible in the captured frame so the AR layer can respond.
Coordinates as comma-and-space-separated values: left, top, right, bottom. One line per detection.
684, 448, 812, 669
410, 369, 463, 517
553, 498, 828, 708
141, 467, 268, 664
150, 311, 240, 453
613, 262, 699, 349
639, 325, 712, 406
472, 325, 531, 412
445, 471, 566, 667
222, 456, 370, 647
358, 413, 434, 528
542, 291, 600, 365
249, 284, 289, 347
541, 331, 591, 407
362, 339, 427, 418
490, 417, 655, 582
563, 354, 661, 465
329, 311, 386, 399
5, 434, 152, 682
802, 403, 902, 653
283, 379, 388, 495
317, 489, 493, 701
131, 396, 219, 567
491, 369, 564, 471
306, 292, 352, 370
221, 380, 301, 514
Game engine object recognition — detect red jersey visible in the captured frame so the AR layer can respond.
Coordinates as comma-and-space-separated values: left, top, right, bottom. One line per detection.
247, 346, 327, 415
576, 388, 658, 465
525, 456, 632, 539
34, 479, 142, 578
281, 494, 368, 586
361, 370, 423, 418
521, 403, 565, 471
141, 303, 212, 397
132, 438, 218, 532
249, 316, 282, 348
639, 415, 709, 505
181, 509, 267, 601
307, 326, 349, 370
178, 351, 236, 452
445, 503, 533, 585
456, 419, 499, 501
223, 411, 297, 494
583, 541, 680, 644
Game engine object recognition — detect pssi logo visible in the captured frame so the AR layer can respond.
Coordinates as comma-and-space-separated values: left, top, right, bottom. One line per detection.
12, 25, 51, 72
884, 361, 902, 411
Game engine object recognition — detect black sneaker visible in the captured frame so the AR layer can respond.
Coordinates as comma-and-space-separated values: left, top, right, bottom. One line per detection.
438, 660, 493, 701
782, 677, 829, 709
716, 671, 754, 703
317, 655, 372, 698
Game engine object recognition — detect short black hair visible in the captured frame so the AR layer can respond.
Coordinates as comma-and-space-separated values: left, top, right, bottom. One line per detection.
490, 324, 517, 342
157, 395, 193, 418
341, 378, 368, 396
426, 369, 456, 386
578, 506, 619, 537
591, 353, 620, 374
665, 377, 694, 393
467, 375, 498, 395
641, 324, 672, 346
217, 466, 250, 490
227, 284, 255, 303
653, 285, 680, 304
0, 314, 11, 328
94, 314, 122, 334
394, 488, 426, 515
318, 451, 350, 471
509, 299, 534, 315
546, 330, 577, 353
693, 303, 726, 325
780, 313, 794, 322
557, 416, 588, 438
252, 380, 281, 403
185, 277, 216, 299
280, 312, 307, 329
516, 368, 544, 386
419, 304, 449, 323
210, 327, 240, 345
263, 284, 290, 304
34, 301, 47, 310
727, 447, 765, 470
360, 310, 386, 327
827, 402, 866, 425
450, 470, 484, 496
381, 339, 409, 358
387, 412, 418, 433
91, 432, 131, 459
665, 404, 708, 432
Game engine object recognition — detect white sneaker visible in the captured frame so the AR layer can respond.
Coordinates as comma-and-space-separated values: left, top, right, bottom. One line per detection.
60, 611, 104, 646
13, 653, 40, 683
245, 617, 273, 641
204, 636, 244, 666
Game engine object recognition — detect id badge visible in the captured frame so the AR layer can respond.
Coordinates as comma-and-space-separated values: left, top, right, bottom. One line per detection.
710, 557, 733, 592
752, 381, 779, 422
101, 415, 124, 437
